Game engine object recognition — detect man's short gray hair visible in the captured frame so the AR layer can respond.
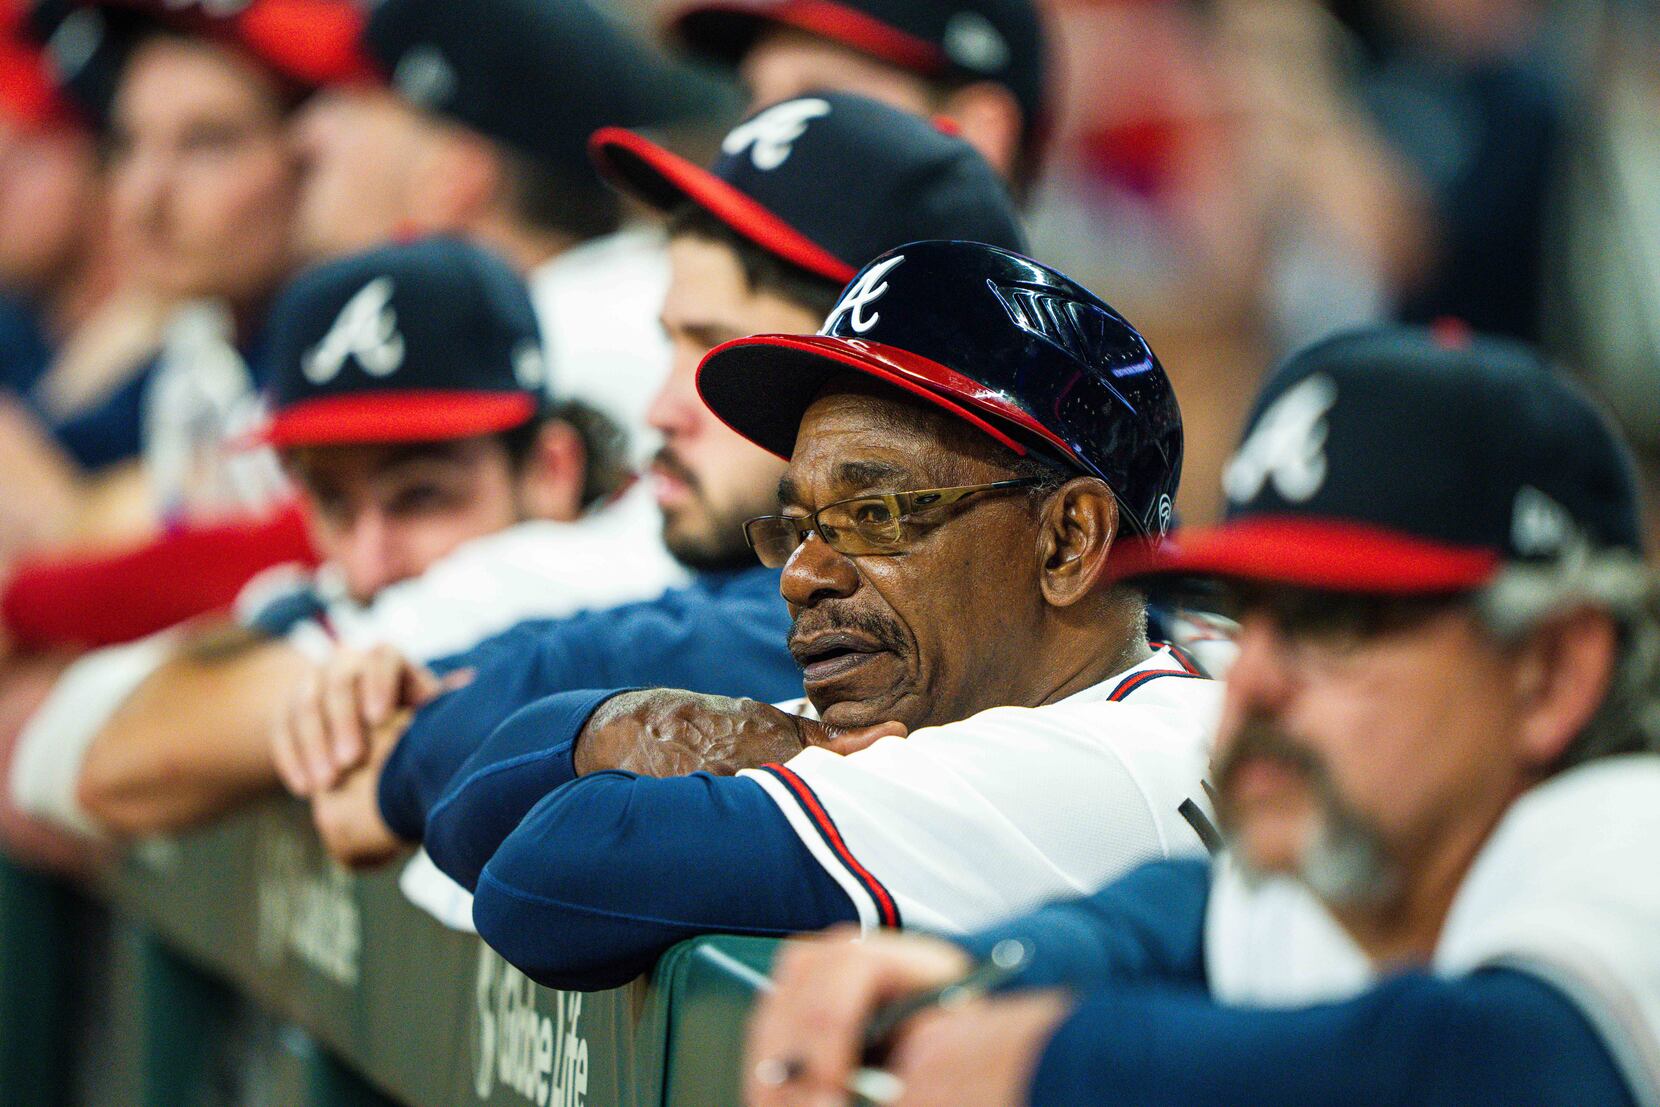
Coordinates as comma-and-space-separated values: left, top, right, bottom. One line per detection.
1476, 547, 1660, 768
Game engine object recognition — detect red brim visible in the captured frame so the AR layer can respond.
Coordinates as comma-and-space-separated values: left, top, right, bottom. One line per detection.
696, 332, 1082, 464
667, 0, 946, 74
252, 391, 537, 449
1107, 516, 1502, 593
589, 127, 854, 284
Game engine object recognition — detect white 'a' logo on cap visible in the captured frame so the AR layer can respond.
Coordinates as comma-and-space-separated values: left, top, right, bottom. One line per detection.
721, 98, 832, 171
822, 254, 906, 335
1511, 485, 1578, 556
302, 277, 406, 385
944, 12, 1011, 73
1223, 374, 1338, 505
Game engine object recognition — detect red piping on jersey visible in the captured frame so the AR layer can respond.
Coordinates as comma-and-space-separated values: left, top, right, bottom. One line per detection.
1149, 641, 1202, 675
1107, 668, 1207, 702
761, 763, 900, 927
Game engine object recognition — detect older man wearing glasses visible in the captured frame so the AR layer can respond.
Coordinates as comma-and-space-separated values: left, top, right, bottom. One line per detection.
410, 241, 1220, 990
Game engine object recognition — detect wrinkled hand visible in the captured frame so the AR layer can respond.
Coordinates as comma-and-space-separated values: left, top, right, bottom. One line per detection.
573, 690, 907, 778
309, 710, 411, 869
746, 927, 1069, 1107
271, 643, 469, 796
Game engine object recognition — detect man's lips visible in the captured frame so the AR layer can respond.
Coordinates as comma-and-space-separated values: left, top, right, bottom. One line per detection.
650, 459, 695, 508
789, 631, 890, 685
1222, 754, 1310, 809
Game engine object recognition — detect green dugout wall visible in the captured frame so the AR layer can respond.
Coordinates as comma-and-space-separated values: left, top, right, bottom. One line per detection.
0, 800, 771, 1106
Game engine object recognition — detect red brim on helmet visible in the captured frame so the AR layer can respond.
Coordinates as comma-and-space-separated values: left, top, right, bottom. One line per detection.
696, 332, 1083, 465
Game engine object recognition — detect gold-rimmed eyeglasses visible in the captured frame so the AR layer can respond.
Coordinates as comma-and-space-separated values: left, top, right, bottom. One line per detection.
742, 477, 1045, 569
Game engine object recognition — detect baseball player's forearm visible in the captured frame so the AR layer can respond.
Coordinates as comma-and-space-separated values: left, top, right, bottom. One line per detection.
1031, 969, 1635, 1107
472, 770, 857, 991
952, 859, 1211, 993
420, 686, 831, 892
76, 637, 310, 836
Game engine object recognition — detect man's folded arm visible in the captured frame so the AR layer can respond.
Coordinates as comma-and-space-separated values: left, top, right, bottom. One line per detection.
377, 583, 801, 844
471, 770, 857, 991
415, 688, 628, 888
1031, 968, 1635, 1107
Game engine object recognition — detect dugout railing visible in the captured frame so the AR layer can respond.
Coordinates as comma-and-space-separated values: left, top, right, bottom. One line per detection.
0, 799, 772, 1106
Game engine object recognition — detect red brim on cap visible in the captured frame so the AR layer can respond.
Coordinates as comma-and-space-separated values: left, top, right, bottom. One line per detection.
667, 0, 946, 74
253, 391, 537, 449
696, 332, 1083, 464
1107, 516, 1503, 593
589, 127, 854, 284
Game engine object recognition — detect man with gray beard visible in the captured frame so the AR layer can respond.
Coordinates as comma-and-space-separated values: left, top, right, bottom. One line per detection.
748, 326, 1660, 1107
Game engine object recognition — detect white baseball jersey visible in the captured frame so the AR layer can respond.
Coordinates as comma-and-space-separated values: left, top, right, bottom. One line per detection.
257, 480, 687, 664
742, 648, 1221, 934
529, 227, 671, 466
10, 485, 685, 839
1205, 754, 1660, 1107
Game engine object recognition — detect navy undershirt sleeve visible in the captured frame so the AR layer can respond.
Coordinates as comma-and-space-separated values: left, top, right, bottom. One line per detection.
1032, 968, 1636, 1106
955, 859, 1211, 992
422, 688, 631, 890
376, 571, 798, 842
472, 771, 857, 992
378, 630, 609, 841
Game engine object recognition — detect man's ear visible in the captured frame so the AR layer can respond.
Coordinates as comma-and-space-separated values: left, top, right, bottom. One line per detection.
516, 419, 587, 523
1510, 607, 1620, 770
1036, 477, 1119, 609
938, 81, 1023, 180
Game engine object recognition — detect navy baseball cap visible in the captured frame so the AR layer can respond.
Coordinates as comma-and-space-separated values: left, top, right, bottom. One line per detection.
591, 91, 1026, 284
256, 238, 548, 449
697, 240, 1183, 541
1112, 327, 1645, 593
665, 0, 1048, 145
365, 0, 732, 179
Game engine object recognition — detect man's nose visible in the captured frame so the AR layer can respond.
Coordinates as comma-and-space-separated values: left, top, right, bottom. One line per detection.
779, 530, 861, 609
1214, 613, 1299, 741
646, 358, 701, 437
338, 509, 412, 603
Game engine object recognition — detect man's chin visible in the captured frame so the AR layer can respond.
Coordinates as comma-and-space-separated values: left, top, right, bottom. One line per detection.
813, 693, 914, 733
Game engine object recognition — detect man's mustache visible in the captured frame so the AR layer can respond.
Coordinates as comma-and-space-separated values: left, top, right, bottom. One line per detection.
1214, 713, 1325, 800
787, 606, 909, 657
651, 446, 699, 493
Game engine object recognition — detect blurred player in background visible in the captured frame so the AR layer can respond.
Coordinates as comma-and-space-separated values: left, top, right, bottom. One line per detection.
306, 0, 731, 458
663, 0, 1048, 195
9, 238, 679, 841
747, 327, 1660, 1107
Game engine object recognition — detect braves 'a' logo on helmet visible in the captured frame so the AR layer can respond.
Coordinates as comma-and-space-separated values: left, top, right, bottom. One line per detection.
822, 254, 905, 336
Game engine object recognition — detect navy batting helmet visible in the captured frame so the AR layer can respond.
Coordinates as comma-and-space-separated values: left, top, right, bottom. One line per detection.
696, 239, 1183, 541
